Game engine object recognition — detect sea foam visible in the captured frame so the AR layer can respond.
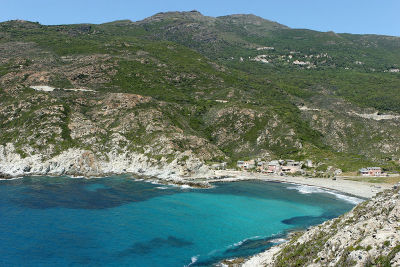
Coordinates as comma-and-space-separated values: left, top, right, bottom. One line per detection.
156, 186, 170, 190
287, 184, 363, 204
185, 255, 199, 266
232, 235, 262, 247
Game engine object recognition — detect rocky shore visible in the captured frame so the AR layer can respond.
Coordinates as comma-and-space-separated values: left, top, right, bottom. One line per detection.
1, 142, 392, 198
3, 143, 399, 266
0, 143, 214, 182
241, 185, 400, 267
211, 172, 398, 267
0, 172, 11, 180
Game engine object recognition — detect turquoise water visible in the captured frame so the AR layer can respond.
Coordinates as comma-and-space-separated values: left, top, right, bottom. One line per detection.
0, 176, 358, 266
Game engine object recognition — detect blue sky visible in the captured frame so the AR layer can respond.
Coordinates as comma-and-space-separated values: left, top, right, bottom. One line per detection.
1, 0, 399, 36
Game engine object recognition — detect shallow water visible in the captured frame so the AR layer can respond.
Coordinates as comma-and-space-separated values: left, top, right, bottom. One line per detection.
0, 176, 358, 266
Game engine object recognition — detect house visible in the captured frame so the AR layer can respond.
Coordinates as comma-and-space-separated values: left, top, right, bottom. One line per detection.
305, 160, 313, 168
237, 161, 245, 169
210, 162, 227, 170
285, 160, 301, 167
359, 167, 382, 176
368, 167, 382, 176
334, 169, 343, 176
265, 160, 281, 174
282, 160, 302, 173
285, 160, 295, 166
281, 165, 301, 173
257, 161, 267, 171
237, 160, 256, 170
359, 168, 369, 176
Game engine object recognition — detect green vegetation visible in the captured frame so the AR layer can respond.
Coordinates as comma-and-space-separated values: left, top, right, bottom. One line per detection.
275, 230, 334, 267
49, 75, 74, 89
370, 244, 400, 267
261, 69, 400, 112
345, 176, 400, 184
60, 103, 73, 143
0, 12, 400, 170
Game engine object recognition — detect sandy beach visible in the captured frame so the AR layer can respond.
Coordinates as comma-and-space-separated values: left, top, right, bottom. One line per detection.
210, 170, 392, 199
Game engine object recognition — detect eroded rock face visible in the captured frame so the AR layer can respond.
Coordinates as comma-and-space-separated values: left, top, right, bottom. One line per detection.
0, 90, 219, 180
242, 186, 400, 267
0, 143, 213, 180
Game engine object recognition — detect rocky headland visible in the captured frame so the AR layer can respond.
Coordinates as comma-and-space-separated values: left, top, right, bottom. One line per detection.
0, 142, 214, 181
240, 185, 400, 267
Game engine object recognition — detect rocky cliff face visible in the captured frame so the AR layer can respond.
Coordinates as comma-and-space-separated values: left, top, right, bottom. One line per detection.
0, 89, 220, 180
0, 143, 213, 180
243, 185, 400, 267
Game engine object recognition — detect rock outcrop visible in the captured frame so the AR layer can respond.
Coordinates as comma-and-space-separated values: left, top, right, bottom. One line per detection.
0, 143, 213, 180
242, 185, 400, 266
0, 88, 222, 180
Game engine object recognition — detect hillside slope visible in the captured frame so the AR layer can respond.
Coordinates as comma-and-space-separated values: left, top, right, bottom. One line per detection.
1, 12, 400, 177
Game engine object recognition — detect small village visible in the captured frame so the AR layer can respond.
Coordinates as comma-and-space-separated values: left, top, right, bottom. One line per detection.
236, 159, 307, 175
210, 159, 387, 178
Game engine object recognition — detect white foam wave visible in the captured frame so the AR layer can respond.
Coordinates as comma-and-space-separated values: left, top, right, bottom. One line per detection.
288, 184, 337, 195
231, 235, 261, 248
191, 255, 198, 263
185, 255, 199, 266
233, 240, 244, 247
70, 175, 85, 179
287, 185, 363, 204
0, 177, 22, 181
156, 186, 170, 190
333, 192, 364, 204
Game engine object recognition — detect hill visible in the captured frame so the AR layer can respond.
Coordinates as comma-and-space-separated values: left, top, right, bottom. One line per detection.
0, 12, 400, 177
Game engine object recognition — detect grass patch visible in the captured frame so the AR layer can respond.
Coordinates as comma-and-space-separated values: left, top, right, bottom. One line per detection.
344, 176, 400, 184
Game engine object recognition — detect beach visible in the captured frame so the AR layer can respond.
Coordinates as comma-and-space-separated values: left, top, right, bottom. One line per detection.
210, 170, 392, 199
211, 170, 396, 266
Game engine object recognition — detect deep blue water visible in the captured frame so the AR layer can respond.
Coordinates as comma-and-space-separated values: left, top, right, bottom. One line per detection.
0, 176, 359, 267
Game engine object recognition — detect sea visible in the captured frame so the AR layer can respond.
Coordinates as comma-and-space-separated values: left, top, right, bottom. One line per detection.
0, 175, 362, 266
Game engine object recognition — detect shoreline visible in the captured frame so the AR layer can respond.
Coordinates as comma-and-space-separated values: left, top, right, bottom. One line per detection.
1, 169, 394, 266
210, 170, 392, 199
211, 171, 396, 266
1, 169, 392, 199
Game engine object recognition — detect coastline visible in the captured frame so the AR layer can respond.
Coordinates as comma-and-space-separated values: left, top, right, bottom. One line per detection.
1, 169, 391, 199
0, 143, 392, 199
211, 170, 396, 267
210, 170, 391, 199
1, 168, 394, 266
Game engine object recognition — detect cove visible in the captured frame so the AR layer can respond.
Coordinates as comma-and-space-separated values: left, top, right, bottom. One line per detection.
0, 176, 359, 266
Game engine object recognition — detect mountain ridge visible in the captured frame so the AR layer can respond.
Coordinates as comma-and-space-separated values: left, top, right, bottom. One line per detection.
4, 12, 400, 38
